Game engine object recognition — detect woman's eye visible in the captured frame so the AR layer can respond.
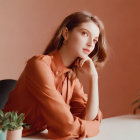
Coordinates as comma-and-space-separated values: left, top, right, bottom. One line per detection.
82, 31, 88, 36
93, 39, 98, 44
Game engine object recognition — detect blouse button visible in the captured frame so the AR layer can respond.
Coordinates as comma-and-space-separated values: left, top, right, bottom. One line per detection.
56, 71, 59, 75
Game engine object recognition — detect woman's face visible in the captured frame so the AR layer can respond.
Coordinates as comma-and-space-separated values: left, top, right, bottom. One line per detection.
65, 21, 100, 59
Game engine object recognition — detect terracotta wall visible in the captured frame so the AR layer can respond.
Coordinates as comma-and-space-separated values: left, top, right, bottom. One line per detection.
0, 0, 140, 118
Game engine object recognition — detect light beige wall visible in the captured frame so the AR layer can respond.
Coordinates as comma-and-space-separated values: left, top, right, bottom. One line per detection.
0, 0, 140, 118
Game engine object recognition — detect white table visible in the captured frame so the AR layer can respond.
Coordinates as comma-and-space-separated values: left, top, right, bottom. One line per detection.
22, 114, 140, 140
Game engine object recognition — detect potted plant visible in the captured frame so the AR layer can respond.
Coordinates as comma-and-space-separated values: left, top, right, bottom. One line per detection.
0, 110, 9, 140
5, 111, 30, 140
132, 93, 140, 114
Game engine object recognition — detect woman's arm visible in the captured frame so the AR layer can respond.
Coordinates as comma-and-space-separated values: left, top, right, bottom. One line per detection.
76, 57, 99, 121
70, 76, 102, 122
84, 75, 99, 120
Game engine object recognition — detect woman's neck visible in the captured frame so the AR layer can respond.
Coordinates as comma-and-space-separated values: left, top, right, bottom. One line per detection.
58, 46, 77, 68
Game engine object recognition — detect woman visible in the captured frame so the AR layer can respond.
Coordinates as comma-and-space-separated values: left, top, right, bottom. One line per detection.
3, 11, 108, 140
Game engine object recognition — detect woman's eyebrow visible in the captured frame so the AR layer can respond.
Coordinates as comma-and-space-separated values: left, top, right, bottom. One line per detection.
79, 28, 99, 40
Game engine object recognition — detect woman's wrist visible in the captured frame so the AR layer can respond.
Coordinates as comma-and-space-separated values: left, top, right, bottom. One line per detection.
88, 73, 98, 80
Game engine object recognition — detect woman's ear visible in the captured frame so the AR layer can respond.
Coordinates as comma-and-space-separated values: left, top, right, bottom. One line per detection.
62, 27, 69, 40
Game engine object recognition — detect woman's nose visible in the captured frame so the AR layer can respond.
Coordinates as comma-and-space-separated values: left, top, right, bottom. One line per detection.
87, 37, 94, 47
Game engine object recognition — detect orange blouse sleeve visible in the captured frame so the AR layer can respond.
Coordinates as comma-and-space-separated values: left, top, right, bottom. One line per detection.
25, 56, 102, 139
70, 78, 88, 119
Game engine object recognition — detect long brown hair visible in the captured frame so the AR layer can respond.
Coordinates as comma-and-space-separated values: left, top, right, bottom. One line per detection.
43, 11, 108, 79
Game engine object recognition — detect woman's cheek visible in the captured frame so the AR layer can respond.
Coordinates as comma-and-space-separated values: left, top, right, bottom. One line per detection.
69, 36, 80, 49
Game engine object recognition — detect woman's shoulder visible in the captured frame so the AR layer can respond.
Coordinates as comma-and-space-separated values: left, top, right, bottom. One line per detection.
26, 54, 53, 66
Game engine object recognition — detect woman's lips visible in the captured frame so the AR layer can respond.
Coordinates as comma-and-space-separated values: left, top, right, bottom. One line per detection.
83, 48, 90, 54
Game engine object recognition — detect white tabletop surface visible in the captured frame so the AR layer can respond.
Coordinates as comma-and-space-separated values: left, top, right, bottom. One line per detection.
22, 114, 140, 140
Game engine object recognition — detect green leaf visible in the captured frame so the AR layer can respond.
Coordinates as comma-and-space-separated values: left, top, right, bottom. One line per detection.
23, 123, 31, 129
5, 112, 11, 118
0, 110, 4, 117
3, 119, 9, 126
132, 99, 140, 105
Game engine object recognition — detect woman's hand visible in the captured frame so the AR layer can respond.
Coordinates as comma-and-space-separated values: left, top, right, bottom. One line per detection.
76, 56, 98, 79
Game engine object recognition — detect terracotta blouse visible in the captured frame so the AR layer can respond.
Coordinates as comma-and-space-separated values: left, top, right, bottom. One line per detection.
3, 50, 103, 140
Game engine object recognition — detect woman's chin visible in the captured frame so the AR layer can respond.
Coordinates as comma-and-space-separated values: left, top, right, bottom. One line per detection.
78, 52, 88, 59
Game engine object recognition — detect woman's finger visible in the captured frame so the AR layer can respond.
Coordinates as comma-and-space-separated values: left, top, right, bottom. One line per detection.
80, 57, 90, 67
80, 59, 84, 67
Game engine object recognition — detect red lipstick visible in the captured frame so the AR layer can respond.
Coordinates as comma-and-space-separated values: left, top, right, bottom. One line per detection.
83, 48, 90, 54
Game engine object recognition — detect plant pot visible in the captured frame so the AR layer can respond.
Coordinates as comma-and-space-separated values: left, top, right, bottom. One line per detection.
0, 130, 7, 140
6, 127, 23, 140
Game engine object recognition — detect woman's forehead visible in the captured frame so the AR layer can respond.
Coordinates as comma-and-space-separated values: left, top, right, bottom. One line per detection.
76, 22, 100, 37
